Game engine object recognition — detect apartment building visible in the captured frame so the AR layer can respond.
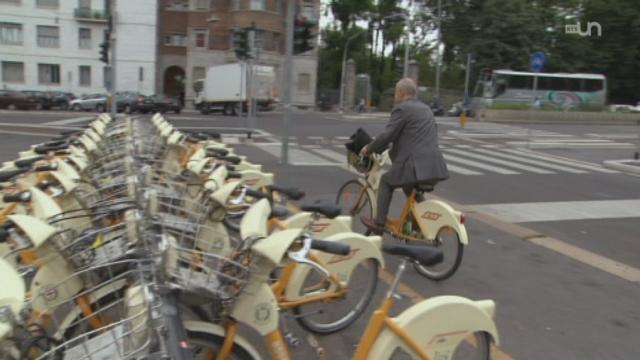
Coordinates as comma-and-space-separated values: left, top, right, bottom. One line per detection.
0, 0, 157, 97
158, 0, 319, 107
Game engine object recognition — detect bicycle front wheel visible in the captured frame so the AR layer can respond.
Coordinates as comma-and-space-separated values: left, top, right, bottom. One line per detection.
390, 331, 492, 360
336, 179, 373, 235
293, 258, 379, 334
413, 226, 464, 281
188, 331, 255, 360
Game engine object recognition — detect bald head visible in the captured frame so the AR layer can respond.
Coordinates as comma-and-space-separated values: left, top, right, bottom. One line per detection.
394, 78, 417, 104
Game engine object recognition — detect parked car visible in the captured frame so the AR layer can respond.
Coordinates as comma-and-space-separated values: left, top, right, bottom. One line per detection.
69, 93, 107, 112
148, 94, 182, 114
0, 90, 38, 110
428, 99, 445, 116
21, 90, 53, 110
47, 91, 76, 110
115, 92, 153, 114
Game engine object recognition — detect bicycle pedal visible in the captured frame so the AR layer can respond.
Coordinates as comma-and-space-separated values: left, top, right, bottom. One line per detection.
284, 332, 301, 347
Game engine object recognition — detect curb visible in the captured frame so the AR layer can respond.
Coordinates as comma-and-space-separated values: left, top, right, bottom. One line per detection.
603, 159, 640, 175
507, 142, 636, 150
474, 118, 640, 126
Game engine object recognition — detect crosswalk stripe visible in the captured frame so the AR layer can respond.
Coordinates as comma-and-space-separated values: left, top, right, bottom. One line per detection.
501, 148, 618, 173
259, 144, 338, 166
443, 154, 520, 175
472, 148, 588, 174
446, 164, 483, 176
303, 146, 345, 164
444, 148, 555, 174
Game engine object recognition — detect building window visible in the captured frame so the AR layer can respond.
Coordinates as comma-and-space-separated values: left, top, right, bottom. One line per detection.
139, 67, 144, 82
166, 0, 188, 10
231, 0, 239, 10
0, 22, 23, 45
192, 66, 206, 83
38, 64, 61, 84
193, 29, 208, 48
164, 34, 187, 46
79, 65, 91, 86
36, 0, 59, 7
78, 0, 90, 9
297, 73, 310, 93
249, 0, 265, 11
37, 25, 59, 48
194, 0, 208, 10
79, 28, 91, 49
1, 61, 24, 83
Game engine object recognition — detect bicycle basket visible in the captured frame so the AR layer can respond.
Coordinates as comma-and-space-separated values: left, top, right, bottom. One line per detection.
347, 150, 373, 173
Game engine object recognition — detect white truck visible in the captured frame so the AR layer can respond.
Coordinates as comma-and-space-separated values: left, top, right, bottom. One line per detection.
194, 63, 277, 116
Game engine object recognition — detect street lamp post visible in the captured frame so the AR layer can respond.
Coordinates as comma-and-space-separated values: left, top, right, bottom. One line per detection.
339, 32, 362, 113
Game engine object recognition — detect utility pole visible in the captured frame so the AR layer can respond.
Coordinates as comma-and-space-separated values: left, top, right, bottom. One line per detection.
435, 0, 442, 99
281, 0, 295, 164
403, 1, 414, 78
339, 33, 360, 113
247, 25, 256, 138
109, 0, 117, 118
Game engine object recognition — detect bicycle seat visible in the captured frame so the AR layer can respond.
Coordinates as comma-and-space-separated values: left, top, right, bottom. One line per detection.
382, 244, 443, 267
14, 156, 45, 168
206, 148, 229, 157
267, 185, 305, 201
0, 168, 29, 182
414, 181, 436, 193
270, 204, 290, 219
301, 203, 341, 219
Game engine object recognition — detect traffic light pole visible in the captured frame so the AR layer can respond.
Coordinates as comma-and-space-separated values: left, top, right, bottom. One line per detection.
109, 0, 117, 118
281, 0, 294, 164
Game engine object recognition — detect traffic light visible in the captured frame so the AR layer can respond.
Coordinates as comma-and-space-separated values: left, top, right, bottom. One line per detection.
99, 40, 109, 64
294, 17, 316, 55
232, 29, 251, 60
99, 31, 109, 64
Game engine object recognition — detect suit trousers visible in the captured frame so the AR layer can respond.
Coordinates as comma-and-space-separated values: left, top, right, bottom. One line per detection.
375, 172, 425, 225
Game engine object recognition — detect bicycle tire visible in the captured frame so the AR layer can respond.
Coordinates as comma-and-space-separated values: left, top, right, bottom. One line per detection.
335, 179, 374, 235
413, 226, 464, 281
187, 331, 254, 360
293, 258, 379, 334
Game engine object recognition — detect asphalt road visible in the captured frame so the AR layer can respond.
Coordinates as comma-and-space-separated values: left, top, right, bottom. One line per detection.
0, 109, 638, 360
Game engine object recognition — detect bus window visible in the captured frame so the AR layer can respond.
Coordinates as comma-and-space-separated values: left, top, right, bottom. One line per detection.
567, 78, 581, 91
537, 77, 553, 90
584, 79, 603, 91
508, 75, 533, 89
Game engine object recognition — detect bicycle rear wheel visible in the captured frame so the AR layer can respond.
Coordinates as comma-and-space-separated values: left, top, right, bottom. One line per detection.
293, 258, 378, 334
413, 226, 464, 281
335, 179, 373, 235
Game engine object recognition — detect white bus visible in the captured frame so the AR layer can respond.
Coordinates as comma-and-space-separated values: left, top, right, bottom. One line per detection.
473, 70, 607, 110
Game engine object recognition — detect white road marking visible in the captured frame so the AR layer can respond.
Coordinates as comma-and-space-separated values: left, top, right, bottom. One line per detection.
444, 148, 554, 174
446, 164, 483, 176
442, 153, 520, 175
472, 148, 588, 174
501, 148, 618, 173
0, 130, 52, 137
259, 143, 339, 166
470, 199, 640, 223
42, 116, 95, 125
304, 147, 345, 164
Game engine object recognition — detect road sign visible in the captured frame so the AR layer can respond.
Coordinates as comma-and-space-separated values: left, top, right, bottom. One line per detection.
530, 51, 545, 72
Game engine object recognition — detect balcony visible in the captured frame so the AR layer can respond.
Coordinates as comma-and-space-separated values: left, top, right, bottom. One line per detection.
74, 8, 108, 23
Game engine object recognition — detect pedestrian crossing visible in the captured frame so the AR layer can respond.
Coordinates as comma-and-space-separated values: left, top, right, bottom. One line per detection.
246, 141, 619, 176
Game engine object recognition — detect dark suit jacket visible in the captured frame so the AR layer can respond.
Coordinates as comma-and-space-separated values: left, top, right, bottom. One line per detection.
368, 99, 449, 186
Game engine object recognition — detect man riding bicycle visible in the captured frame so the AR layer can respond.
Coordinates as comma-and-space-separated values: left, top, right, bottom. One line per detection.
360, 78, 449, 235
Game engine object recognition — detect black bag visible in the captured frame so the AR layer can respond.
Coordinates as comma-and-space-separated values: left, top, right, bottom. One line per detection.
345, 127, 372, 154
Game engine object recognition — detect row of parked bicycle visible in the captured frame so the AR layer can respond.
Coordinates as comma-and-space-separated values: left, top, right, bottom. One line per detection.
0, 90, 182, 114
0, 113, 499, 359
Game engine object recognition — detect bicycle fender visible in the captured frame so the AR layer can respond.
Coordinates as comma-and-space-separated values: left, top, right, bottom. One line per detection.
279, 213, 354, 238
236, 161, 262, 172
413, 200, 468, 245
231, 282, 281, 337
284, 233, 384, 301
368, 296, 499, 360
167, 131, 182, 145
240, 198, 271, 239
183, 320, 263, 360
8, 214, 57, 248
239, 170, 274, 190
